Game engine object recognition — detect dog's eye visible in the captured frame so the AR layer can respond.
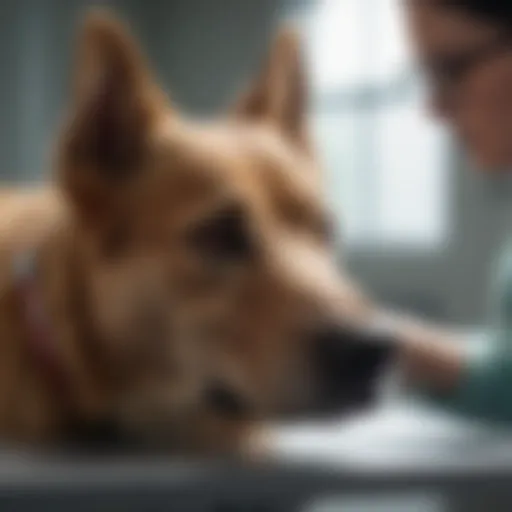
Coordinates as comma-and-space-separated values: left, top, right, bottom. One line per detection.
189, 205, 253, 262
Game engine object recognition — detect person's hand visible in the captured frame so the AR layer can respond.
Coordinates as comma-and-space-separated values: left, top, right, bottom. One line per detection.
362, 308, 464, 392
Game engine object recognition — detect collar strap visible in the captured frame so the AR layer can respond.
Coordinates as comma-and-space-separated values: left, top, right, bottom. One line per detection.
13, 250, 73, 406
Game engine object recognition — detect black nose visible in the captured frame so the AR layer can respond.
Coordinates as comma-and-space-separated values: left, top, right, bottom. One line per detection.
312, 324, 396, 403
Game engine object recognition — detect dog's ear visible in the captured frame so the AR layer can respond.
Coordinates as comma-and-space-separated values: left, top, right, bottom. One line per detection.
58, 10, 166, 222
233, 26, 310, 151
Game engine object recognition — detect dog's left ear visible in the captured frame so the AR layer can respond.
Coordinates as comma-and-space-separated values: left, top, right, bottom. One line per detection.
58, 9, 168, 228
62, 10, 165, 175
233, 26, 310, 152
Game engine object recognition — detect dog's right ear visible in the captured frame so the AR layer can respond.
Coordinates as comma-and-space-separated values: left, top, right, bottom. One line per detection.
233, 26, 310, 153
58, 10, 166, 222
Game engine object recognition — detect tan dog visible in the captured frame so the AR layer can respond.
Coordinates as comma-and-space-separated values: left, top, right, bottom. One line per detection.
0, 10, 389, 456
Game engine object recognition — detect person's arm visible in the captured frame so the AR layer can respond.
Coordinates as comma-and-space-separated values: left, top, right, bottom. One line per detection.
373, 311, 512, 423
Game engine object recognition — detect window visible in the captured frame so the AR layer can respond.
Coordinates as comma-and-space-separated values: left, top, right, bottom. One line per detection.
302, 0, 450, 249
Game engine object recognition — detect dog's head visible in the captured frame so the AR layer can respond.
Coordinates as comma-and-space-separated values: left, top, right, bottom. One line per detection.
57, 11, 391, 427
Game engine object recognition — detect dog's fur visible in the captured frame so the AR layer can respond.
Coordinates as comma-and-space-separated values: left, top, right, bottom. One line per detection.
0, 11, 369, 455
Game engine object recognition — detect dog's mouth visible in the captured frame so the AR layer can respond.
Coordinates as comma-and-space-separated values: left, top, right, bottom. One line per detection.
205, 382, 255, 419
299, 369, 387, 420
272, 374, 386, 422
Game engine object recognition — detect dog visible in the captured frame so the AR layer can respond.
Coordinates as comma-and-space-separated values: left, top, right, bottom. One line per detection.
0, 10, 392, 456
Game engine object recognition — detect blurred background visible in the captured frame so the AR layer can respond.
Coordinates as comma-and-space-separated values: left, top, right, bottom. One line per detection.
3, 0, 512, 328
2, 1, 512, 510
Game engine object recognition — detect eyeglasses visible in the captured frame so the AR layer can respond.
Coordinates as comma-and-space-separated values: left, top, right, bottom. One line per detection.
422, 32, 512, 102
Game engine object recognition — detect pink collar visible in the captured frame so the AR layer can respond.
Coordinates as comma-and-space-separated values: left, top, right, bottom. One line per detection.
13, 251, 72, 403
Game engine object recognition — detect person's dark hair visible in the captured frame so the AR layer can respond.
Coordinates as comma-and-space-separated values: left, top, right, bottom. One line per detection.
440, 1, 512, 28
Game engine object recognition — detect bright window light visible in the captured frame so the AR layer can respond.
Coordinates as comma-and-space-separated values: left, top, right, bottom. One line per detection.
303, 0, 450, 249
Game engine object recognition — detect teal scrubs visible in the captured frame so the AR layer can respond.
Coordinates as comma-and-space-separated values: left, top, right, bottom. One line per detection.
419, 241, 512, 423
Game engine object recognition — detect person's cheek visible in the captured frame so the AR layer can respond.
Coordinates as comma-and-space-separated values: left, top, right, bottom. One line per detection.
459, 67, 512, 170
501, 62, 512, 166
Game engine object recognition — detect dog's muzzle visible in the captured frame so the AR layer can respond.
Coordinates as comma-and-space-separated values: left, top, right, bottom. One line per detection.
203, 323, 398, 421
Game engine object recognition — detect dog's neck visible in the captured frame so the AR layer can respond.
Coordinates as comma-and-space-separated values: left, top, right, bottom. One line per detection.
13, 249, 75, 413
38, 223, 114, 415
0, 207, 114, 442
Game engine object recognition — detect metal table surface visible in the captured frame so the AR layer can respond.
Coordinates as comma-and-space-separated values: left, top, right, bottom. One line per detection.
0, 401, 511, 511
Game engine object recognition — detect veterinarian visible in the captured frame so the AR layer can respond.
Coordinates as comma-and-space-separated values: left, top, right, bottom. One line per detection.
365, 0, 512, 422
